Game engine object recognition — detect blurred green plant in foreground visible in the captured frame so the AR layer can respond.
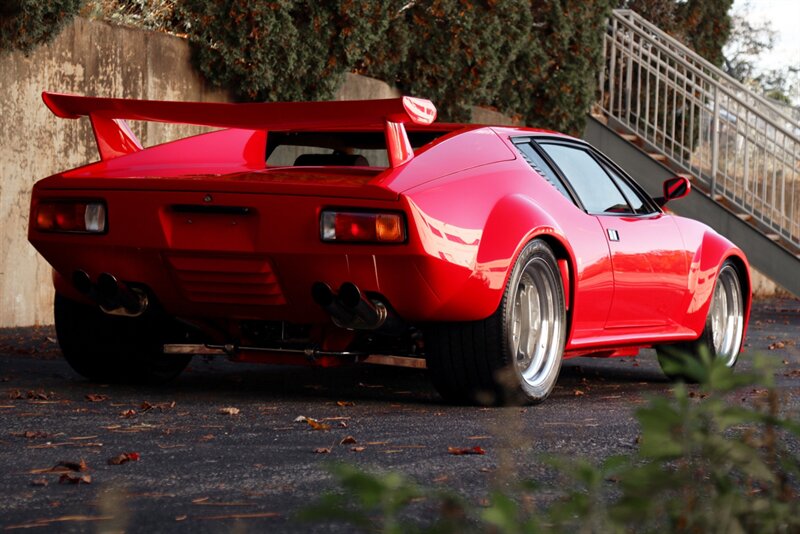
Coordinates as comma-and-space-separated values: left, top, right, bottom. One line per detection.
301, 350, 800, 533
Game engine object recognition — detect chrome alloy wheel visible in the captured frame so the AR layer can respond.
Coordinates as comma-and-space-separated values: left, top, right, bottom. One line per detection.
510, 257, 564, 389
709, 264, 744, 366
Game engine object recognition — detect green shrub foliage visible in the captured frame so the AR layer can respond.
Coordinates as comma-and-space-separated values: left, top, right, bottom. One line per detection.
624, 0, 733, 67
361, 0, 534, 124
0, 0, 82, 53
499, 0, 614, 133
179, 0, 614, 133
177, 1, 395, 103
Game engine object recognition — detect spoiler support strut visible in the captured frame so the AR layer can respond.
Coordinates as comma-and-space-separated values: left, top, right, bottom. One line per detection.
42, 92, 437, 167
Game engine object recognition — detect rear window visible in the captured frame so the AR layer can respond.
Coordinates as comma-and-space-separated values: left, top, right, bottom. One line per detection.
266, 130, 448, 169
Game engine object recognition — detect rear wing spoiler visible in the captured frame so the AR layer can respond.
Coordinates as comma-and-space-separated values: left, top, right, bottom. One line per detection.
42, 92, 437, 168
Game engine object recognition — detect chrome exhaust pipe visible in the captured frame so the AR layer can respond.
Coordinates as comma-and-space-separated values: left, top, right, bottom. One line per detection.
72, 270, 93, 295
313, 281, 402, 332
96, 273, 148, 316
71, 270, 148, 317
337, 282, 388, 330
311, 282, 357, 328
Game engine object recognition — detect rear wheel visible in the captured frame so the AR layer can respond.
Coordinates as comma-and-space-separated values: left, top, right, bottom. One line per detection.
425, 240, 567, 405
656, 261, 745, 381
55, 293, 191, 384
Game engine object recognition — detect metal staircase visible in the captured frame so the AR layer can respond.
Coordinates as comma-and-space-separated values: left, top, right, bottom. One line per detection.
585, 9, 800, 296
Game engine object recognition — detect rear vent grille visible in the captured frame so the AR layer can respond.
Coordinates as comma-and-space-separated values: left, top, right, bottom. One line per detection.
165, 254, 285, 305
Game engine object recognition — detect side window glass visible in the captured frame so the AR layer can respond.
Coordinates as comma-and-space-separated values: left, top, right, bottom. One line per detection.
514, 142, 571, 200
601, 162, 650, 214
539, 143, 632, 214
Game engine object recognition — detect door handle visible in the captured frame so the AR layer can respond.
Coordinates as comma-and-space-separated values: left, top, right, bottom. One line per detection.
607, 228, 620, 241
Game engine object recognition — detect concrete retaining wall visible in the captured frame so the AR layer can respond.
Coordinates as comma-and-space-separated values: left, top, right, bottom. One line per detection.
0, 17, 231, 328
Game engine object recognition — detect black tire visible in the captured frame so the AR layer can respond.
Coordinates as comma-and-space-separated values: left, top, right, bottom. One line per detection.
54, 293, 191, 384
656, 261, 745, 381
425, 240, 567, 405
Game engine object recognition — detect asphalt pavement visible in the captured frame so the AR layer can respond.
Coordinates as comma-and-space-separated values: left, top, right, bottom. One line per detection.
1, 297, 798, 532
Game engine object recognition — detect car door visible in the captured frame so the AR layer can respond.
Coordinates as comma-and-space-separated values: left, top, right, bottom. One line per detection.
513, 139, 615, 338
535, 140, 690, 330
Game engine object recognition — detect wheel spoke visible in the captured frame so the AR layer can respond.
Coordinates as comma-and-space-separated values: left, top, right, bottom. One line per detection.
512, 258, 564, 389
708, 265, 744, 366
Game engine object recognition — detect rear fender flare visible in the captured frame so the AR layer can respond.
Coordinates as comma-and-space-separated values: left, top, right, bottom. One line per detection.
472, 194, 575, 316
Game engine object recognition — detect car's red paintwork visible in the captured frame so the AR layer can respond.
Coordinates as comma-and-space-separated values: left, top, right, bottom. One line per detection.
29, 93, 751, 364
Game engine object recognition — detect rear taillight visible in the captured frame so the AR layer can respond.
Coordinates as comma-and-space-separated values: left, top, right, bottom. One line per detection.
34, 201, 106, 233
320, 210, 406, 243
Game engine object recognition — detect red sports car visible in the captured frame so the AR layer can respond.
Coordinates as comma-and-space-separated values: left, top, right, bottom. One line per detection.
28, 93, 750, 405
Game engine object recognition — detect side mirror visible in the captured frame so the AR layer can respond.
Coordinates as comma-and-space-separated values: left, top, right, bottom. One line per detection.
656, 176, 690, 207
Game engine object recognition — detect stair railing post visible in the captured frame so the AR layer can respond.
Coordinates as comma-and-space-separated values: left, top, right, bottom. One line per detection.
609, 16, 618, 116
711, 85, 721, 195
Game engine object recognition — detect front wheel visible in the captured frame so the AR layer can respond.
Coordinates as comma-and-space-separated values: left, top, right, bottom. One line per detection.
656, 261, 745, 381
425, 240, 567, 405
55, 293, 191, 384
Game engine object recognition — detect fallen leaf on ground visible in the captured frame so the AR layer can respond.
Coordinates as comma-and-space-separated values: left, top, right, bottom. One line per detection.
447, 446, 486, 456
59, 473, 92, 484
32, 390, 54, 400
351, 446, 366, 452
141, 401, 176, 412
574, 389, 585, 396
197, 512, 280, 520
769, 341, 786, 350
29, 464, 76, 475
15, 430, 52, 439
340, 436, 357, 445
336, 401, 355, 407
199, 434, 215, 442
120, 409, 137, 418
108, 452, 140, 465
57, 459, 89, 472
218, 407, 240, 416
294, 416, 330, 430
191, 497, 251, 506
313, 447, 331, 454
85, 394, 108, 402
3, 515, 113, 529
31, 478, 49, 486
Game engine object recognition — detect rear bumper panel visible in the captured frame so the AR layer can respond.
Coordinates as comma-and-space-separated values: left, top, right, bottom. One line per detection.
29, 187, 476, 324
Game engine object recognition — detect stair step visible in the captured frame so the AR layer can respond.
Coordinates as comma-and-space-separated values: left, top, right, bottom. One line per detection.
736, 213, 753, 221
618, 133, 639, 142
766, 233, 780, 242
590, 113, 608, 125
648, 152, 667, 162
676, 173, 694, 182
712, 194, 724, 201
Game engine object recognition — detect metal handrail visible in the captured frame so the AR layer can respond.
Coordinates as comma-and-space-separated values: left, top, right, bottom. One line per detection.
598, 9, 800, 249
613, 9, 800, 131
